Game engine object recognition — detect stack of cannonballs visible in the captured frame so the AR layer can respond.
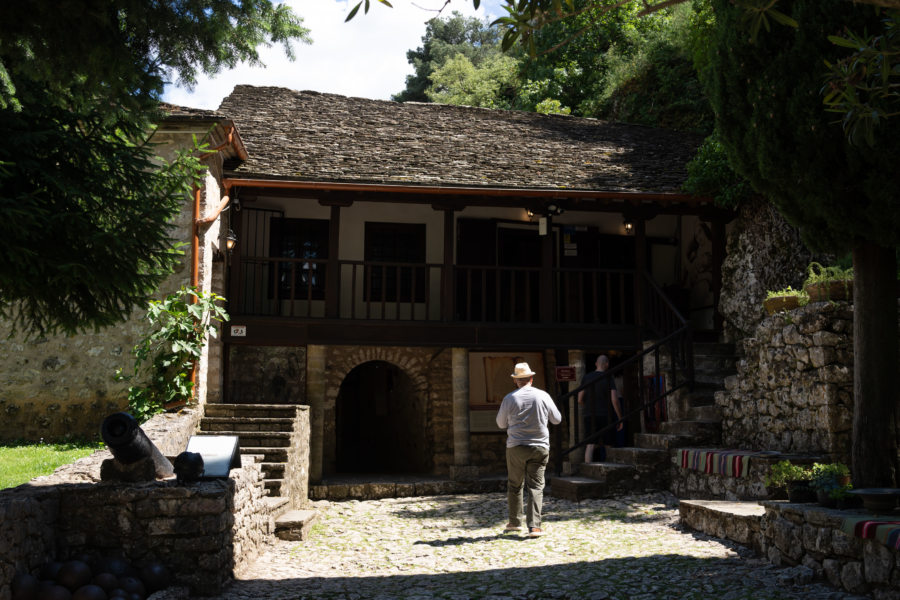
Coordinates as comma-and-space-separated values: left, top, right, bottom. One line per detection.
11, 556, 172, 600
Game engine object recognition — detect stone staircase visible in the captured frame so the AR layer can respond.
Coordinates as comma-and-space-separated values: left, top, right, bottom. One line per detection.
199, 403, 301, 499
551, 341, 737, 501
199, 403, 318, 539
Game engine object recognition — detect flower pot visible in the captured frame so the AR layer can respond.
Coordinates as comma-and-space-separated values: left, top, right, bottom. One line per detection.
764, 295, 801, 315
786, 480, 816, 503
816, 489, 837, 508
804, 280, 853, 303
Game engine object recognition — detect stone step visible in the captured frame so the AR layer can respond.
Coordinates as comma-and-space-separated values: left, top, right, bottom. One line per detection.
261, 462, 285, 479
687, 404, 723, 421
225, 432, 292, 448
660, 420, 722, 445
275, 509, 319, 541
606, 447, 669, 469
678, 499, 765, 554
264, 495, 290, 518
694, 353, 738, 373
693, 342, 736, 357
633, 432, 694, 450
578, 461, 638, 482
693, 369, 737, 386
240, 446, 288, 463
205, 404, 301, 419
200, 417, 295, 433
265, 478, 284, 495
549, 476, 605, 501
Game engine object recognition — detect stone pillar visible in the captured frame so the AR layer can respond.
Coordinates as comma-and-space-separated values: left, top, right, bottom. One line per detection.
450, 347, 477, 480
306, 345, 326, 483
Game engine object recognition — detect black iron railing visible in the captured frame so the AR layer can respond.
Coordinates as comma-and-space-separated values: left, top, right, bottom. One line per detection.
553, 275, 694, 474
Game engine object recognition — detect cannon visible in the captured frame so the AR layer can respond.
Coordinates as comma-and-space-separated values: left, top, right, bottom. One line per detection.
100, 412, 175, 481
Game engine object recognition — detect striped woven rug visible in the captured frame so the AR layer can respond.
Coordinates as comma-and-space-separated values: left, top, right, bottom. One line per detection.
680, 449, 763, 478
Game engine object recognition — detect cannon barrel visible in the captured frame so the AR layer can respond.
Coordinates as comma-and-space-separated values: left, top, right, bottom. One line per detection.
100, 412, 174, 479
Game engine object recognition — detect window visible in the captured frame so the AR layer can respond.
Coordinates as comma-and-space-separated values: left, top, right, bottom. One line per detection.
364, 222, 426, 302
269, 218, 329, 299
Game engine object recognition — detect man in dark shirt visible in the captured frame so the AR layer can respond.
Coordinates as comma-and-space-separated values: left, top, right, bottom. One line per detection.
577, 355, 623, 463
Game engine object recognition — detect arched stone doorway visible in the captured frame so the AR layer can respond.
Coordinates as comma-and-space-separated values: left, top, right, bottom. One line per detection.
335, 360, 431, 474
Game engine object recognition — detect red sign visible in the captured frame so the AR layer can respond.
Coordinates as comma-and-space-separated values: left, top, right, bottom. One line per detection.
555, 366, 577, 382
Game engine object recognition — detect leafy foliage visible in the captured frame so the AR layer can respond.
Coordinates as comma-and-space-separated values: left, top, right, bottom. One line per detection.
823, 9, 900, 146
0, 0, 309, 336
427, 53, 520, 108
683, 134, 753, 208
704, 0, 900, 253
117, 287, 228, 423
394, 11, 506, 103
764, 460, 812, 488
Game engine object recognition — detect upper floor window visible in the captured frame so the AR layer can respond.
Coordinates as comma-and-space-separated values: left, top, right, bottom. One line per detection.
269, 217, 329, 299
364, 222, 426, 302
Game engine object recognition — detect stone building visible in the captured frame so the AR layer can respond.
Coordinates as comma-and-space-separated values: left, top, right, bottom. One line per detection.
1, 86, 738, 482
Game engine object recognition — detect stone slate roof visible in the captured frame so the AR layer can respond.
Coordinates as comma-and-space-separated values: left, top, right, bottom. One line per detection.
218, 85, 703, 194
159, 103, 226, 121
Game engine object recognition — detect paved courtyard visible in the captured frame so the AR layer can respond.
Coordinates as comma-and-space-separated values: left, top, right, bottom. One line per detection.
213, 492, 869, 600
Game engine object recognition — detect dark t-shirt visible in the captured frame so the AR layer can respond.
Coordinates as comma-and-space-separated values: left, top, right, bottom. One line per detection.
580, 370, 617, 417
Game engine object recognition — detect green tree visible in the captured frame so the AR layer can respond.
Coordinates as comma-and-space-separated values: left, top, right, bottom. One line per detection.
427, 53, 520, 108
394, 11, 503, 102
0, 0, 309, 337
705, 0, 899, 487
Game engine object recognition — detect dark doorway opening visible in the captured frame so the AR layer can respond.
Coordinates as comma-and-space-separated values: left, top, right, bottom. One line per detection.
336, 361, 430, 474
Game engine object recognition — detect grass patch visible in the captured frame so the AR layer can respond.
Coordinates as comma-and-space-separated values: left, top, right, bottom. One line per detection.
0, 439, 103, 490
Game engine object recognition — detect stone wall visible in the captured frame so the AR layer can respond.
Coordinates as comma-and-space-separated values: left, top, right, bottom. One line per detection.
284, 405, 311, 508
669, 451, 823, 501
0, 410, 273, 598
718, 196, 820, 341
760, 501, 900, 598
228, 345, 307, 404
0, 130, 229, 442
715, 302, 855, 463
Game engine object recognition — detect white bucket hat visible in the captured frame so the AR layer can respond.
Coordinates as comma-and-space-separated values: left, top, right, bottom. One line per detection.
511, 362, 537, 378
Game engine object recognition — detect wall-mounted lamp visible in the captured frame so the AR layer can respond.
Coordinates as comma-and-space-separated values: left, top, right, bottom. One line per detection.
545, 203, 564, 216
624, 220, 634, 235
526, 208, 535, 218
226, 229, 238, 252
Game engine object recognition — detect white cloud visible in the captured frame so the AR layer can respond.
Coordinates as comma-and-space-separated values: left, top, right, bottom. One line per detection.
162, 0, 502, 110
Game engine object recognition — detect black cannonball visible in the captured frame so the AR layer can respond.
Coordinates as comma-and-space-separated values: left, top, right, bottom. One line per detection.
138, 561, 171, 593
11, 572, 39, 600
36, 583, 72, 600
56, 561, 93, 592
117, 576, 144, 598
106, 589, 127, 599
91, 573, 118, 593
38, 562, 62, 581
96, 558, 131, 578
72, 585, 107, 600
127, 594, 143, 600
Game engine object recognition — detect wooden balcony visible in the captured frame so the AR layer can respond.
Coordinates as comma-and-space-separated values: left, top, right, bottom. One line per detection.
224, 256, 645, 350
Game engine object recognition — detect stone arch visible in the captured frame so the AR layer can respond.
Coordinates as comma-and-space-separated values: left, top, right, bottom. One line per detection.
327, 347, 433, 474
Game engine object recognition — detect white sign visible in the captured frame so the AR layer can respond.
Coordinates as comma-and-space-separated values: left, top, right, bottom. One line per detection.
230, 325, 247, 337
186, 435, 241, 477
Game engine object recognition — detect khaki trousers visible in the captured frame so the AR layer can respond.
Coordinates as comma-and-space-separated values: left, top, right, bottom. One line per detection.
505, 444, 550, 529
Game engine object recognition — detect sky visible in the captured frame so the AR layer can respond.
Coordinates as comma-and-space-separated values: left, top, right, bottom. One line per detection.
162, 0, 504, 111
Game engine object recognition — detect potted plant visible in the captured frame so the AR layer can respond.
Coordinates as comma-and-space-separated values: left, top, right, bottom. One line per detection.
803, 262, 853, 303
763, 287, 808, 315
765, 460, 815, 502
810, 462, 851, 508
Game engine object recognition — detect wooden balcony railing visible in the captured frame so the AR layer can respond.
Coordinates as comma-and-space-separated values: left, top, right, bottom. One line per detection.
230, 256, 639, 326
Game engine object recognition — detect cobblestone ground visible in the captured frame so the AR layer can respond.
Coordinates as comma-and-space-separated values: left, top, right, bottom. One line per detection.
215, 492, 869, 600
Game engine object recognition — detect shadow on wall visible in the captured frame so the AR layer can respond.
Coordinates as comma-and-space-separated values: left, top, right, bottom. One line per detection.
228, 346, 306, 404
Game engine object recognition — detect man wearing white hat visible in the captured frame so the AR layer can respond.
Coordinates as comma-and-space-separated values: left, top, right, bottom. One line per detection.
495, 361, 562, 537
